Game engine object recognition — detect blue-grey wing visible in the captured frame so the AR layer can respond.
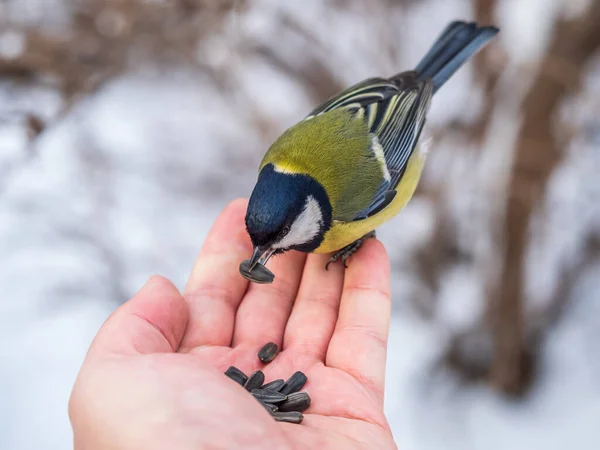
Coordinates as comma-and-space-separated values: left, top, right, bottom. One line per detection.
306, 77, 400, 117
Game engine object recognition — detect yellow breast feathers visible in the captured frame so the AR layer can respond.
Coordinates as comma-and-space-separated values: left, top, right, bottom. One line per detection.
314, 145, 426, 254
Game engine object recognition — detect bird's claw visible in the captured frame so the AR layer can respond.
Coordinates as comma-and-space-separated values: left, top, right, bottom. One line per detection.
325, 231, 376, 270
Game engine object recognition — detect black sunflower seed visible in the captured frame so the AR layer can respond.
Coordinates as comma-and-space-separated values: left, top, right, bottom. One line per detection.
251, 389, 287, 404
280, 371, 307, 395
278, 392, 311, 413
262, 379, 285, 391
272, 411, 303, 424
258, 400, 278, 414
240, 260, 275, 284
224, 366, 247, 386
258, 342, 279, 363
244, 370, 265, 391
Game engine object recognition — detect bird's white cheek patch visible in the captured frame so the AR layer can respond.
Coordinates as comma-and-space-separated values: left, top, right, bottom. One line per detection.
273, 196, 323, 249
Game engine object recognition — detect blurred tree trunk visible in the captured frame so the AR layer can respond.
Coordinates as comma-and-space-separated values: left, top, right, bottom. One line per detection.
489, 0, 600, 396
0, 0, 235, 105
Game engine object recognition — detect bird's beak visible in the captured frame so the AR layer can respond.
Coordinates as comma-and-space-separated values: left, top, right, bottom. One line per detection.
239, 245, 276, 284
248, 245, 276, 270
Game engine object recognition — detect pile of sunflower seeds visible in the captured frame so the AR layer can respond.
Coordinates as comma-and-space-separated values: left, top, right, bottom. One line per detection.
224, 342, 311, 424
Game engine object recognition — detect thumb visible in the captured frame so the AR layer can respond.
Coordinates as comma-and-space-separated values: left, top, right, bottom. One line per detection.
88, 275, 189, 356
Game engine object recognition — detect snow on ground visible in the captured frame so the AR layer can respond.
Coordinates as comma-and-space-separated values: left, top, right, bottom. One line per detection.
384, 267, 600, 450
1, 1, 600, 449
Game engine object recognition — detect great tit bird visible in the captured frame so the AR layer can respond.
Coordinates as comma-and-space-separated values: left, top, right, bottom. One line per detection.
240, 21, 499, 284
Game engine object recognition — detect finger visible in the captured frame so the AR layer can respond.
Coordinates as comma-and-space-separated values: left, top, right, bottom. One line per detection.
282, 253, 344, 364
325, 239, 391, 404
181, 198, 252, 350
88, 276, 189, 357
232, 250, 306, 350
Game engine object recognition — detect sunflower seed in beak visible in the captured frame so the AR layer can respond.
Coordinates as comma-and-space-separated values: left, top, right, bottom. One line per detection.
258, 342, 279, 363
224, 366, 247, 386
244, 370, 265, 391
239, 260, 275, 284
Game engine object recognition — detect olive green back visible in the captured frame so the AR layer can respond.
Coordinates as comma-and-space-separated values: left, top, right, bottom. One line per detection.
260, 109, 383, 222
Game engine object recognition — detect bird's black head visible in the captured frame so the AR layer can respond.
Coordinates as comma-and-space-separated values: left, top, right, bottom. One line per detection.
243, 164, 332, 274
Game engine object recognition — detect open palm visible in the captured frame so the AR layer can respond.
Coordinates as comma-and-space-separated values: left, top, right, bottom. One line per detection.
70, 199, 396, 450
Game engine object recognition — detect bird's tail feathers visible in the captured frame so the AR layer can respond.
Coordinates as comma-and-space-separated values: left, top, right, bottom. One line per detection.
413, 21, 499, 93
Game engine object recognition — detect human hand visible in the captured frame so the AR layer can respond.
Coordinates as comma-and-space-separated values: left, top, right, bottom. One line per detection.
69, 199, 396, 450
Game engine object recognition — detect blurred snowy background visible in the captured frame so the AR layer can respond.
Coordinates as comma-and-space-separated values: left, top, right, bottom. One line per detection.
1, 0, 600, 448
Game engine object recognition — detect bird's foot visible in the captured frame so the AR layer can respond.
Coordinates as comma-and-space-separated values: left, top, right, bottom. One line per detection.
325, 231, 376, 270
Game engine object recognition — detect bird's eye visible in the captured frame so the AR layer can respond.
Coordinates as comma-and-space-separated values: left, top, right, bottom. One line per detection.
281, 225, 291, 237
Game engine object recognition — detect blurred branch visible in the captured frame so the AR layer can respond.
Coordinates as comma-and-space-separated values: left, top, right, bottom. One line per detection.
469, 0, 504, 143
0, 0, 237, 106
489, 1, 600, 396
251, 13, 344, 104
529, 235, 600, 348
412, 0, 504, 321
